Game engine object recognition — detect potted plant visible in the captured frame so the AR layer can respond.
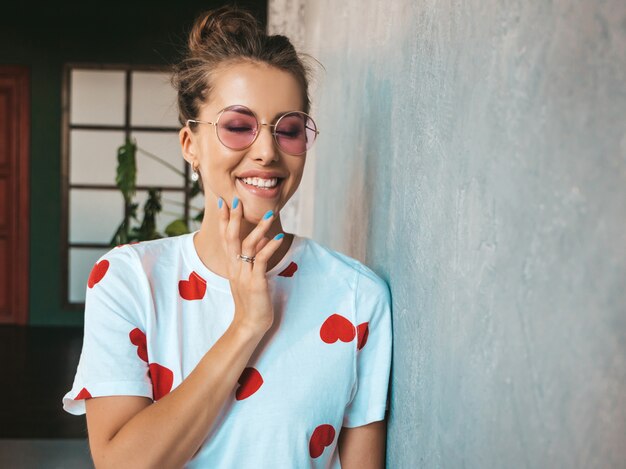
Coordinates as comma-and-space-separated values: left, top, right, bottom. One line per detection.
110, 139, 203, 246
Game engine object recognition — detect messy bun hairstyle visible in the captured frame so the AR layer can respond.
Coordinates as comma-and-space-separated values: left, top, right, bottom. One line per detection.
172, 6, 311, 126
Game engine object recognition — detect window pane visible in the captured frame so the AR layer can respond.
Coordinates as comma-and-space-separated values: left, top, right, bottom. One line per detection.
70, 189, 123, 244
70, 130, 125, 185
131, 71, 179, 127
70, 70, 125, 126
189, 191, 205, 231
133, 131, 184, 187
69, 247, 110, 303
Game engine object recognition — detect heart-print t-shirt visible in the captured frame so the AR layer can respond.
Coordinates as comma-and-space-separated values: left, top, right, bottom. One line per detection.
62, 231, 392, 468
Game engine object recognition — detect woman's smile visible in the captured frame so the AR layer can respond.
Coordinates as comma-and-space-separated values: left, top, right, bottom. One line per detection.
235, 170, 286, 200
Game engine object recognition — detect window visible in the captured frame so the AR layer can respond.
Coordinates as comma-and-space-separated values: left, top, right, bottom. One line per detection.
61, 64, 201, 309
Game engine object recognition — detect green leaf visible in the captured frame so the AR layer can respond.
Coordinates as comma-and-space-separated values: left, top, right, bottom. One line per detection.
193, 208, 204, 222
135, 188, 163, 241
115, 140, 137, 203
110, 220, 128, 246
189, 180, 202, 198
165, 219, 189, 237
128, 202, 139, 222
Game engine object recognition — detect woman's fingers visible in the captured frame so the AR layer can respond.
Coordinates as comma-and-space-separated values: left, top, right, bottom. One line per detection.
225, 197, 243, 266
255, 236, 270, 253
241, 209, 276, 256
252, 233, 285, 273
217, 197, 230, 253
218, 197, 282, 274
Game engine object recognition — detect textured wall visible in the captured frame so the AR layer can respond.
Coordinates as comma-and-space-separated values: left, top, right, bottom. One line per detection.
303, 1, 626, 467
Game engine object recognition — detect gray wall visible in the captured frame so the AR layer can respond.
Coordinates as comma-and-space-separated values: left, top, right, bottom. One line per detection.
303, 1, 626, 467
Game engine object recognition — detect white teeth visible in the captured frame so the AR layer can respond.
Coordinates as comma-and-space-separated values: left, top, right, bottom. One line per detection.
240, 177, 279, 188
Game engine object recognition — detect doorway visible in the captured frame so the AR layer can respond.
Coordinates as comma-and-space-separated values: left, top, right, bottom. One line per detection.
0, 66, 30, 325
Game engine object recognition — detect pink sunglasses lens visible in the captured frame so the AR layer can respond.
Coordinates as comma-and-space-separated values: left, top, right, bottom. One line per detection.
275, 112, 317, 155
216, 108, 258, 150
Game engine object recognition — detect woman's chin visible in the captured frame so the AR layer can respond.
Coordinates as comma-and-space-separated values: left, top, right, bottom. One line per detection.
242, 207, 279, 225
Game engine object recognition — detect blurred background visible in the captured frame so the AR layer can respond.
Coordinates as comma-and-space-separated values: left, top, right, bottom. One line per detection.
1, 0, 625, 468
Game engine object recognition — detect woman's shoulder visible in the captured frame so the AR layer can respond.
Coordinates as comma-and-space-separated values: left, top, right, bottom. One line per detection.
95, 233, 191, 275
108, 233, 189, 257
296, 236, 389, 296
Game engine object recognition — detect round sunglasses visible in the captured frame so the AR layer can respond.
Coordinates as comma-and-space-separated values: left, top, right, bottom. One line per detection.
187, 105, 319, 156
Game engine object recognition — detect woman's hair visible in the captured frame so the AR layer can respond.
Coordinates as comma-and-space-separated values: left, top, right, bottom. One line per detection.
172, 6, 311, 126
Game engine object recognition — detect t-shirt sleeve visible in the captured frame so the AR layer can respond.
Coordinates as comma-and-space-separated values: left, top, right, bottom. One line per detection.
62, 245, 154, 415
342, 270, 393, 428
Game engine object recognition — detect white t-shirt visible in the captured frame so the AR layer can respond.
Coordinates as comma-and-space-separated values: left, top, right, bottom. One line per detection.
63, 231, 392, 468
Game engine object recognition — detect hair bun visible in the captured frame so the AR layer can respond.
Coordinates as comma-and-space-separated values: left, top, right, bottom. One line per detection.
173, 6, 312, 127
188, 7, 260, 54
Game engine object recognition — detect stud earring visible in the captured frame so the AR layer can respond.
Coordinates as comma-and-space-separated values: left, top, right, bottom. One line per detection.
191, 163, 199, 182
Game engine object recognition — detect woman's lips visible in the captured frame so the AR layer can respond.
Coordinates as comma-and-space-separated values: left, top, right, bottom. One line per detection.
236, 177, 283, 199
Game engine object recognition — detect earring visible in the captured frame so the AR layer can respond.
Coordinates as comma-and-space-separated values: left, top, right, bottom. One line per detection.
191, 163, 199, 182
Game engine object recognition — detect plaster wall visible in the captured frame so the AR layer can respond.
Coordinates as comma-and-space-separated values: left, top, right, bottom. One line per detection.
302, 1, 626, 467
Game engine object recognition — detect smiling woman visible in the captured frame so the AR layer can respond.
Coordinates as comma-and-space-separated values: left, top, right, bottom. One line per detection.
181, 62, 311, 226
62, 6, 392, 468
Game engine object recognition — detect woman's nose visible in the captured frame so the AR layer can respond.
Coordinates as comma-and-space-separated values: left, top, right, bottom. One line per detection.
251, 124, 279, 163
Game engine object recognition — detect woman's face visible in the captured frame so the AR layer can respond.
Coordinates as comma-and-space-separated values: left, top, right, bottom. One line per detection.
182, 61, 307, 223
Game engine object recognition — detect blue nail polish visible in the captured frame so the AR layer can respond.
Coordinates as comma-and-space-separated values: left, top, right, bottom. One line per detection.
263, 210, 274, 220
274, 233, 284, 240
233, 197, 239, 209
218, 198, 223, 209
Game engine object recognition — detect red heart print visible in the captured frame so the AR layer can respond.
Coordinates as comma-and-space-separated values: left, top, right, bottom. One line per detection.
356, 322, 369, 350
88, 260, 109, 288
129, 328, 148, 362
149, 363, 174, 401
74, 387, 92, 400
278, 261, 298, 277
235, 367, 264, 401
309, 424, 336, 458
178, 271, 207, 300
320, 314, 356, 344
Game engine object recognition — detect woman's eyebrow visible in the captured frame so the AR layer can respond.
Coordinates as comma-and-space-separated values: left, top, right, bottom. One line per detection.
270, 111, 302, 123
224, 106, 288, 116
225, 105, 255, 116
225, 106, 298, 122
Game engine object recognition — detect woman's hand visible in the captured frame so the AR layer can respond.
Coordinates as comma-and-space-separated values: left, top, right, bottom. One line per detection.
217, 197, 285, 336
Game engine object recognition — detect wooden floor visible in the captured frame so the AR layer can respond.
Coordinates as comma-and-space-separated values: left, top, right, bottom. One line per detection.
0, 325, 87, 438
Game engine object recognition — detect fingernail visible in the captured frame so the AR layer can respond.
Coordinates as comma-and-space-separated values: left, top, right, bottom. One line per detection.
263, 210, 274, 220
274, 233, 284, 240
218, 197, 223, 209
233, 197, 239, 209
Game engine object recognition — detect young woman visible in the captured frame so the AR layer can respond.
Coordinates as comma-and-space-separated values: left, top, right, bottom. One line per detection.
63, 7, 392, 468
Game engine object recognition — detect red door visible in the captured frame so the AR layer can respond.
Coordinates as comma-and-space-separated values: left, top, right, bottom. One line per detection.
0, 66, 30, 324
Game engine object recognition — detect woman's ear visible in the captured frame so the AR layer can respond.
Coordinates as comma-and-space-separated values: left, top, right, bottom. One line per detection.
179, 126, 197, 166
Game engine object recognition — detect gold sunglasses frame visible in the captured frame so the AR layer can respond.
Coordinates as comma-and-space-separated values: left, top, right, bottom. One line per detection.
186, 105, 320, 156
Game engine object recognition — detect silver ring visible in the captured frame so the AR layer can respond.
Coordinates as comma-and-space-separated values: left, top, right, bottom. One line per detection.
237, 254, 255, 264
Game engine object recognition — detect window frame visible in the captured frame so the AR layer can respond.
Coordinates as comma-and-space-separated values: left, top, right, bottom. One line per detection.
61, 63, 188, 310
